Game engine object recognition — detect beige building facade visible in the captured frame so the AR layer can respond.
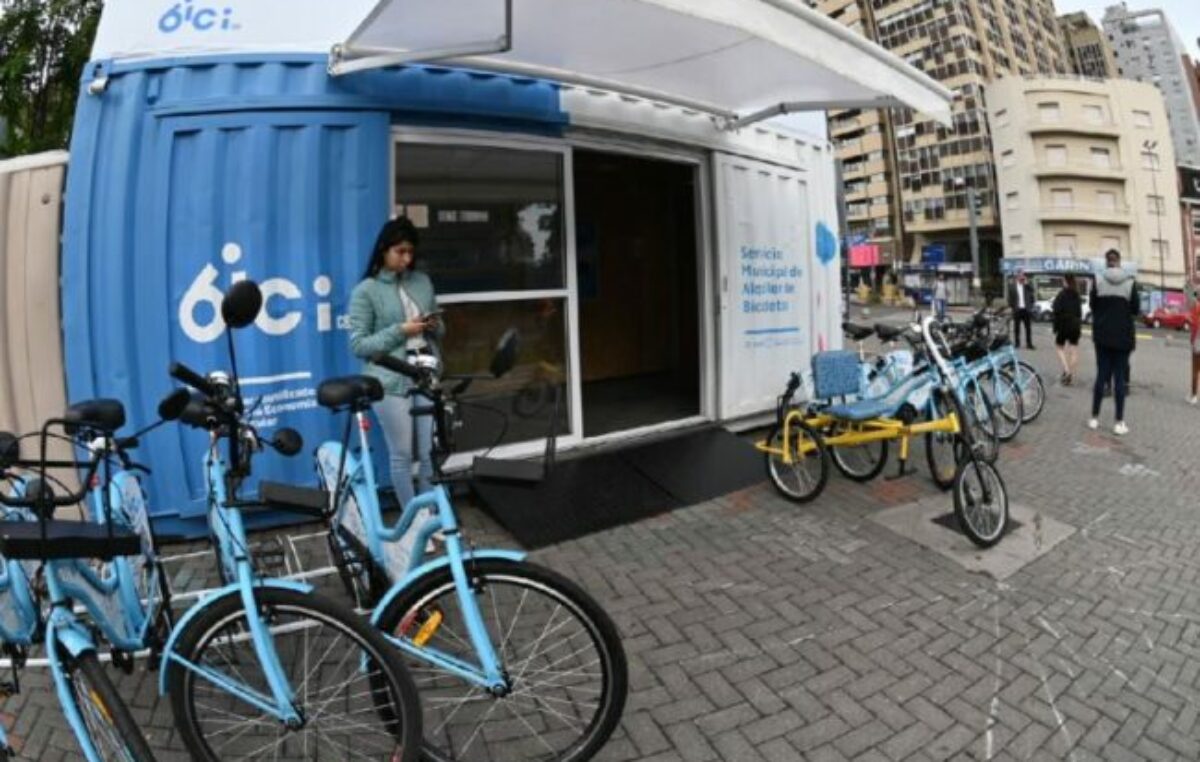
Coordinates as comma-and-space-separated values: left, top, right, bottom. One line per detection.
1058, 11, 1118, 79
814, 0, 1068, 288
988, 76, 1185, 289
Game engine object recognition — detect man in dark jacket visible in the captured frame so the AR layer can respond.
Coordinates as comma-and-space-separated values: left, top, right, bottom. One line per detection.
1007, 270, 1036, 349
1089, 249, 1139, 436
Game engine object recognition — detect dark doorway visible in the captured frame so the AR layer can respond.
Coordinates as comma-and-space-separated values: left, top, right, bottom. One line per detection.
573, 150, 700, 437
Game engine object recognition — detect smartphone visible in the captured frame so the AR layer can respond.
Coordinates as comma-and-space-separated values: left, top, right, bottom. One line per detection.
422, 309, 445, 323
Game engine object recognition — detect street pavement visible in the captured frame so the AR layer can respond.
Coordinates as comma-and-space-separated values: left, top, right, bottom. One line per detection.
6, 311, 1200, 760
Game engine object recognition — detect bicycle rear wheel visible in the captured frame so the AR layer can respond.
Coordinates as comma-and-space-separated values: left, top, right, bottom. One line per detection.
979, 370, 1023, 442
828, 423, 889, 482
953, 459, 1009, 547
961, 382, 999, 464
58, 647, 156, 762
924, 391, 960, 491
764, 420, 829, 503
1005, 361, 1045, 423
167, 587, 422, 762
375, 559, 628, 762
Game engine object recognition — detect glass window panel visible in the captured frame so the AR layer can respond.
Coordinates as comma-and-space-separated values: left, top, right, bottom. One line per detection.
394, 144, 566, 294
439, 298, 571, 450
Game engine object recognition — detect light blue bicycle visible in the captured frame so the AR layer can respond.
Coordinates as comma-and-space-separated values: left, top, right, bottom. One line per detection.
162, 280, 423, 761
303, 334, 628, 762
0, 413, 157, 761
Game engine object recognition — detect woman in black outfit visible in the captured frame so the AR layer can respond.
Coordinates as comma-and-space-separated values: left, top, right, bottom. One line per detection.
1052, 274, 1083, 385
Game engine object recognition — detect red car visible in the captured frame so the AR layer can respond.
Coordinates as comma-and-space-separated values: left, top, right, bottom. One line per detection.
1142, 307, 1192, 331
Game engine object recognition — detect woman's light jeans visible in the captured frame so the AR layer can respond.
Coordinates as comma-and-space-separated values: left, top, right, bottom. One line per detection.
375, 392, 435, 509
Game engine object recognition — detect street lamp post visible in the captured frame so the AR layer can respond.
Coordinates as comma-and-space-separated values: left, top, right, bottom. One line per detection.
1144, 139, 1166, 298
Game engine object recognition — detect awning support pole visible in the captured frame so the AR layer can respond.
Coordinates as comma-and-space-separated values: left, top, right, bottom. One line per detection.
722, 97, 908, 131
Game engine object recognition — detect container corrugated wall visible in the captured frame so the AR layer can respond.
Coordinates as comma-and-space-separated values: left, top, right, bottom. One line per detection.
63, 55, 566, 534
0, 152, 81, 496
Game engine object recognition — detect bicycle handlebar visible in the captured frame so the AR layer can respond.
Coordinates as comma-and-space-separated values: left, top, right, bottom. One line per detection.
369, 353, 424, 380
169, 361, 218, 398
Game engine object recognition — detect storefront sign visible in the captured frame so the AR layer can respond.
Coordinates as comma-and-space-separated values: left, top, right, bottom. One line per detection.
1001, 256, 1095, 275
921, 243, 946, 264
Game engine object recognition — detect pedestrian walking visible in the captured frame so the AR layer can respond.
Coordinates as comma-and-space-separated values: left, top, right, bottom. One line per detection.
1052, 274, 1082, 385
1188, 275, 1200, 404
1088, 249, 1139, 435
933, 274, 948, 321
1007, 269, 1035, 350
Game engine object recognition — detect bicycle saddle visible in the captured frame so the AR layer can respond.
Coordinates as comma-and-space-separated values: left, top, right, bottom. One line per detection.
317, 375, 385, 410
874, 323, 905, 342
63, 399, 126, 434
842, 322, 874, 342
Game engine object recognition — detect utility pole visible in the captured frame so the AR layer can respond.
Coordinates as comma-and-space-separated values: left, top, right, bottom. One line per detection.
967, 186, 982, 298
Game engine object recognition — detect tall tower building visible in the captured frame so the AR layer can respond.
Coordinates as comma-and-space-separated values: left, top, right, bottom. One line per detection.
815, 0, 1068, 285
1059, 11, 1119, 79
1103, 3, 1200, 166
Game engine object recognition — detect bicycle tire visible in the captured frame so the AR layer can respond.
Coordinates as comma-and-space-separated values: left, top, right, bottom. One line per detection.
924, 391, 959, 491
953, 458, 1009, 548
829, 426, 889, 482
317, 452, 387, 609
167, 587, 422, 762
374, 559, 628, 762
59, 647, 156, 762
960, 381, 1000, 464
764, 420, 829, 503
1004, 361, 1045, 423
979, 369, 1023, 442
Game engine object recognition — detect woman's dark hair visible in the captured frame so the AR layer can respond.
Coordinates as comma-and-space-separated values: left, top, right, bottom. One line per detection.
1104, 248, 1121, 267
1064, 274, 1077, 291
363, 216, 420, 279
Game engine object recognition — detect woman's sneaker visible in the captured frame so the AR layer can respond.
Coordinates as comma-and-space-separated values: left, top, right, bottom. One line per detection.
1087, 418, 1099, 430
1113, 421, 1129, 436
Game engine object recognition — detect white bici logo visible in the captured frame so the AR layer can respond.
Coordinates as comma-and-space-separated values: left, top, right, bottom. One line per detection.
180, 243, 336, 343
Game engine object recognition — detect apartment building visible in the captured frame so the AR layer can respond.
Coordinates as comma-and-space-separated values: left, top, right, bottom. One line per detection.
1103, 3, 1200, 167
988, 76, 1185, 289
1059, 11, 1119, 78
815, 0, 1068, 287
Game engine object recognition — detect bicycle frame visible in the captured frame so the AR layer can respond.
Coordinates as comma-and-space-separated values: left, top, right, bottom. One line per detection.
322, 408, 519, 694
157, 432, 308, 725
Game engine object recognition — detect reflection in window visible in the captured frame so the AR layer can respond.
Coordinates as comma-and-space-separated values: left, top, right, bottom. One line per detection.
438, 299, 570, 451
394, 144, 565, 294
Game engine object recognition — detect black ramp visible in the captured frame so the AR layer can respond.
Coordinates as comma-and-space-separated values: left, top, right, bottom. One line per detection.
619, 426, 764, 505
471, 453, 680, 549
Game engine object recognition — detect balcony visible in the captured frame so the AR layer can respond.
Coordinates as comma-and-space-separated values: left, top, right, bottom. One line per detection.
1028, 120, 1122, 138
1037, 203, 1132, 225
1032, 162, 1127, 181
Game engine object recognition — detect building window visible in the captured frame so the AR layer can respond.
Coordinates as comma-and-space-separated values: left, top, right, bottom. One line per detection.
995, 108, 1009, 127
1192, 208, 1200, 236
1038, 102, 1062, 122
1096, 191, 1117, 211
1008, 234, 1022, 253
1051, 188, 1074, 208
1006, 192, 1019, 210
1133, 110, 1152, 127
1083, 104, 1105, 124
1148, 195, 1165, 215
1141, 150, 1160, 169
1001, 149, 1015, 167
1152, 239, 1169, 261
1090, 147, 1112, 168
1046, 145, 1068, 166
1054, 234, 1077, 255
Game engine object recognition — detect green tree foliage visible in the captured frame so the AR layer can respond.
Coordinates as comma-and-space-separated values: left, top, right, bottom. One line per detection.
0, 0, 102, 158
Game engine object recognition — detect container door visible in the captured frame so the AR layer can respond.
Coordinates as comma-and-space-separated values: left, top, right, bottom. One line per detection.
128, 111, 387, 521
714, 153, 820, 419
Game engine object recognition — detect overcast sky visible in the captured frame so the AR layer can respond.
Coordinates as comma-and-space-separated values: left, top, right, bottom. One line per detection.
1058, 0, 1200, 59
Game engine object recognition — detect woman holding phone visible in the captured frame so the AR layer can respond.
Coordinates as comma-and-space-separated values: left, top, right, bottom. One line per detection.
348, 216, 444, 507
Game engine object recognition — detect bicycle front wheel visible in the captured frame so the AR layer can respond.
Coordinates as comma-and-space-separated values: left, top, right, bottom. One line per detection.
924, 391, 959, 491
167, 587, 422, 762
980, 369, 1023, 442
961, 382, 1000, 464
59, 647, 156, 762
828, 423, 889, 482
1005, 361, 1045, 423
375, 559, 628, 762
953, 459, 1009, 547
764, 421, 829, 503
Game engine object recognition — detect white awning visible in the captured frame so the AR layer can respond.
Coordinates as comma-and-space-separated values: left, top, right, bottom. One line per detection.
330, 0, 954, 128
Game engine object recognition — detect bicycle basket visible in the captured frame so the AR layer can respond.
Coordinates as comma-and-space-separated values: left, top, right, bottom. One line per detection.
811, 351, 860, 399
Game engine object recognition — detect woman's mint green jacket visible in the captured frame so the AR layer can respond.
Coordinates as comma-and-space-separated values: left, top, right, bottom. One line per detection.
348, 269, 444, 395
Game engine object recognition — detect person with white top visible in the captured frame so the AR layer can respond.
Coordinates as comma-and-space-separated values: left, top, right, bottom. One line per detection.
1007, 269, 1035, 350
